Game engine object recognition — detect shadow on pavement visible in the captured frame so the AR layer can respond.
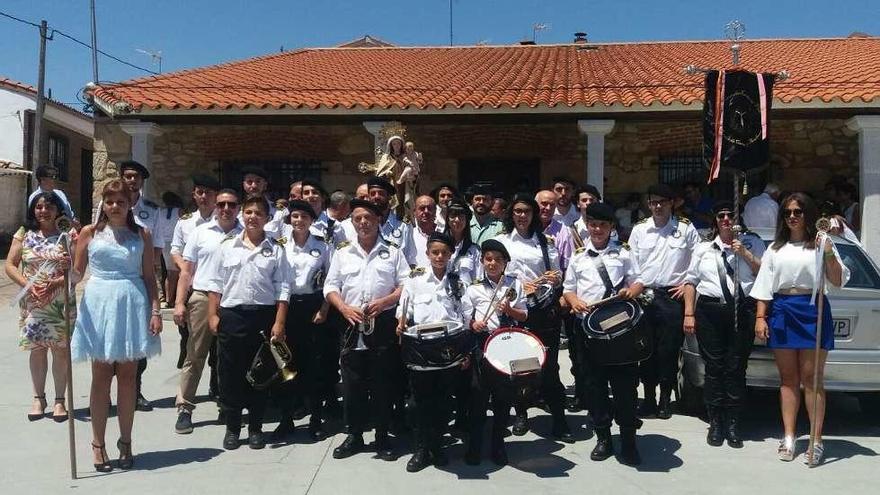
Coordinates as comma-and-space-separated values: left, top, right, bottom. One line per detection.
632, 433, 683, 472
435, 437, 575, 479
130, 447, 224, 470
800, 438, 877, 467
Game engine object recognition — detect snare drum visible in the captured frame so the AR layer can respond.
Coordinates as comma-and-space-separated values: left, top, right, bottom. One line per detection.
401, 320, 475, 371
580, 299, 652, 365
483, 327, 546, 402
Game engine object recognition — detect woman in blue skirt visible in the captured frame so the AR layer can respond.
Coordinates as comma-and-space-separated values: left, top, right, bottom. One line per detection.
751, 192, 849, 466
71, 180, 162, 472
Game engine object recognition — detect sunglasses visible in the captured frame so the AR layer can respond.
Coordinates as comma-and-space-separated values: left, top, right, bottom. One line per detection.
216, 201, 238, 209
715, 212, 734, 220
783, 208, 804, 218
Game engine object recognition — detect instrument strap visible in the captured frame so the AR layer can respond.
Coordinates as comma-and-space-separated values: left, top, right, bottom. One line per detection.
713, 244, 735, 305
538, 233, 552, 273
591, 251, 623, 299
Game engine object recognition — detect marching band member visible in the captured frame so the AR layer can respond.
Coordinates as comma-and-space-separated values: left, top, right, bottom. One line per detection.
551, 176, 580, 226
682, 201, 764, 448
497, 194, 572, 442
206, 196, 291, 450
750, 193, 849, 466
629, 184, 700, 419
324, 199, 410, 461
444, 198, 482, 285
563, 203, 644, 465
338, 177, 416, 266
238, 166, 285, 238
411, 195, 442, 268
461, 239, 528, 466
396, 232, 466, 472
172, 187, 242, 434
273, 200, 332, 442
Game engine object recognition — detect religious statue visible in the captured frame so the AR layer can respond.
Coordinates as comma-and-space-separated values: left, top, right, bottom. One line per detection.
359, 122, 422, 222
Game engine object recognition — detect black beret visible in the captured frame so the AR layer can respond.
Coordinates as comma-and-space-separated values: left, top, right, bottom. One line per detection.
577, 184, 602, 201
367, 176, 395, 194
446, 198, 472, 216
119, 160, 150, 179
480, 239, 510, 262
647, 183, 677, 200
584, 203, 616, 223
427, 232, 455, 251
287, 199, 317, 219
240, 166, 269, 181
349, 198, 383, 217
469, 183, 495, 197
511, 193, 539, 212
301, 179, 325, 193
191, 174, 220, 191
712, 200, 735, 214
552, 176, 576, 186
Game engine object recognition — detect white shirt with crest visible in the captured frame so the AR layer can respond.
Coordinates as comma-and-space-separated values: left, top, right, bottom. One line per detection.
461, 274, 528, 331
685, 233, 765, 299
628, 216, 700, 288
563, 240, 641, 308
396, 268, 466, 325
323, 238, 410, 312
205, 232, 291, 308
496, 230, 560, 284
280, 226, 330, 295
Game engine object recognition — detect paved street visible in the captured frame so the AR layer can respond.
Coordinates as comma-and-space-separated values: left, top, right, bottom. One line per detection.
0, 270, 877, 494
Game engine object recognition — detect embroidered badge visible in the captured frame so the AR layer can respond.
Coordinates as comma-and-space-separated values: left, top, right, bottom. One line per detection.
138, 210, 150, 220
379, 249, 391, 259
261, 246, 273, 257
309, 248, 321, 258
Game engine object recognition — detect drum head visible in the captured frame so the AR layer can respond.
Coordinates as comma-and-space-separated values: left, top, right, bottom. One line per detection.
483, 328, 546, 375
584, 300, 643, 339
403, 320, 464, 340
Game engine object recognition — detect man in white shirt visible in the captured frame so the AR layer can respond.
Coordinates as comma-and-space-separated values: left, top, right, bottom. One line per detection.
743, 183, 780, 231
238, 166, 284, 238
551, 176, 580, 226
411, 195, 442, 268
431, 183, 457, 232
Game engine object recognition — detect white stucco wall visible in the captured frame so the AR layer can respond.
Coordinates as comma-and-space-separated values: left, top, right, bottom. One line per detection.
0, 88, 35, 166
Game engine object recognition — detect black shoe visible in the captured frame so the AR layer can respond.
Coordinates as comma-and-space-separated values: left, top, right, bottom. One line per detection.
116, 439, 134, 470
175, 408, 194, 434
656, 393, 672, 420
551, 418, 575, 444
223, 430, 240, 450
566, 396, 586, 413
136, 394, 153, 412
511, 413, 529, 436
292, 405, 308, 421
272, 420, 295, 442
374, 432, 396, 461
590, 428, 614, 461
248, 431, 266, 450
333, 434, 364, 459
637, 397, 657, 418
431, 447, 449, 467
91, 443, 113, 473
490, 438, 508, 466
725, 414, 743, 448
406, 448, 431, 473
308, 421, 326, 442
217, 409, 227, 424
619, 428, 642, 466
706, 409, 724, 447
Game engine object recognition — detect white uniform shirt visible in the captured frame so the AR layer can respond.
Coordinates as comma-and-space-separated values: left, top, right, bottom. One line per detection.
435, 209, 447, 232
628, 216, 700, 287
156, 207, 180, 246
310, 210, 345, 244
205, 233, 291, 307
337, 212, 416, 265
238, 201, 284, 239
685, 234, 765, 298
132, 196, 163, 247
280, 226, 330, 295
743, 193, 779, 231
563, 241, 641, 309
396, 268, 466, 325
450, 242, 482, 285
412, 223, 443, 268
749, 241, 850, 301
461, 274, 528, 331
323, 238, 410, 313
170, 210, 214, 256
496, 230, 560, 283
182, 219, 243, 292
553, 204, 580, 226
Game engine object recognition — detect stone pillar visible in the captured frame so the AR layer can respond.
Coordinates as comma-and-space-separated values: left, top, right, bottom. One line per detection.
577, 119, 615, 197
120, 122, 163, 199
846, 115, 880, 262
363, 121, 388, 155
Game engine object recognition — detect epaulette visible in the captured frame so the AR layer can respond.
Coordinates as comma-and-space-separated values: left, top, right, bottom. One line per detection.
143, 199, 159, 209
274, 236, 287, 246
678, 217, 691, 225
410, 267, 426, 277
471, 279, 483, 286
621, 242, 631, 250
546, 235, 555, 245
221, 233, 235, 243
335, 240, 351, 250
180, 212, 193, 220
574, 246, 586, 255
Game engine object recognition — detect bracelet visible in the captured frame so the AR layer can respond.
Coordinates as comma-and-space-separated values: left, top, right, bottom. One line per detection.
684, 314, 694, 317
151, 309, 161, 316
824, 251, 835, 259
756, 315, 766, 319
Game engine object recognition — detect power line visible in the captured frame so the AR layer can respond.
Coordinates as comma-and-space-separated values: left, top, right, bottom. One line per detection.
0, 9, 158, 75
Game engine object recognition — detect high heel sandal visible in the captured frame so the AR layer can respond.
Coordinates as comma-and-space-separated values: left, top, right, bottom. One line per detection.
117, 439, 134, 470
777, 436, 795, 462
805, 442, 825, 467
52, 397, 68, 423
91, 443, 113, 473
28, 395, 47, 421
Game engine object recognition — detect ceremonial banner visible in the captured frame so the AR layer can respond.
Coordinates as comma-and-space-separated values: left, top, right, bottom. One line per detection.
703, 70, 774, 182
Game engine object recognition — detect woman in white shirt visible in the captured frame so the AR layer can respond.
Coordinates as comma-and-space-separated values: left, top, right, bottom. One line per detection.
750, 192, 849, 466
444, 198, 481, 285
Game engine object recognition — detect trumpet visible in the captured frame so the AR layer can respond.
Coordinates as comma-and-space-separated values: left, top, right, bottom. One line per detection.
359, 294, 375, 336
269, 338, 298, 383
482, 287, 517, 325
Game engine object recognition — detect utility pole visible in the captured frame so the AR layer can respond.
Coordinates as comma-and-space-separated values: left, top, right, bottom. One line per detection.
90, 0, 99, 83
449, 0, 453, 46
32, 19, 48, 171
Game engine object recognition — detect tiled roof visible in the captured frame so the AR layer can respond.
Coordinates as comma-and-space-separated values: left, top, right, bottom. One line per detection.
91, 37, 880, 114
0, 76, 94, 119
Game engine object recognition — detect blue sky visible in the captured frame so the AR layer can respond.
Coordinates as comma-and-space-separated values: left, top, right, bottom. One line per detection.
1, 0, 877, 108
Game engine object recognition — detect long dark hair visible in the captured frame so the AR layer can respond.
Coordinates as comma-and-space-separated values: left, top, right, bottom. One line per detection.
25, 191, 66, 232
444, 200, 475, 262
96, 179, 140, 233
772, 192, 818, 251
503, 195, 544, 239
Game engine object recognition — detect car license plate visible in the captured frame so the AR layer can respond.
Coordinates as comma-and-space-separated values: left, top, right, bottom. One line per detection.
833, 318, 851, 339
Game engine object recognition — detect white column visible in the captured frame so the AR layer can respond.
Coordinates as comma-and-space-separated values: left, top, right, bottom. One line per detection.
120, 122, 163, 199
363, 121, 388, 155
577, 119, 615, 197
847, 115, 880, 262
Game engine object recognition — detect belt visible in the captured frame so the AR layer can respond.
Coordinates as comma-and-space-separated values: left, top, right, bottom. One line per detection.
697, 295, 725, 304
777, 288, 812, 295
290, 292, 322, 302
228, 304, 274, 311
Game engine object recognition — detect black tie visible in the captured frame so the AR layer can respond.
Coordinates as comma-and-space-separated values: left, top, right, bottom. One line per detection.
587, 249, 600, 257
326, 218, 335, 240
714, 244, 744, 297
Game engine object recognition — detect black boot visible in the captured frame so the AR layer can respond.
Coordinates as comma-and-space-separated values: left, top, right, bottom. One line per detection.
619, 428, 642, 466
657, 387, 673, 420
706, 408, 724, 447
406, 447, 431, 472
332, 433, 364, 459
637, 392, 657, 418
374, 431, 396, 461
590, 428, 614, 461
551, 413, 575, 444
490, 432, 508, 466
725, 411, 743, 448
271, 415, 295, 442
511, 411, 529, 436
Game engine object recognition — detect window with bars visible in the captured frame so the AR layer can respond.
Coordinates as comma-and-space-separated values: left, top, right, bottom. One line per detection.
657, 152, 767, 200
48, 134, 69, 181
219, 159, 324, 200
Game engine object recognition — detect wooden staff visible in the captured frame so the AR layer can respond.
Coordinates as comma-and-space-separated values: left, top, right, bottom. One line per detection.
808, 217, 831, 467
57, 219, 77, 479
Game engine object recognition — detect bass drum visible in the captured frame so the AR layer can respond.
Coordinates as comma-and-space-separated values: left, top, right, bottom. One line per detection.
400, 320, 475, 371
483, 327, 546, 402
581, 299, 652, 366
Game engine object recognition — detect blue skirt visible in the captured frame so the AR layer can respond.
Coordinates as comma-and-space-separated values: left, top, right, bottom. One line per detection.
768, 293, 834, 350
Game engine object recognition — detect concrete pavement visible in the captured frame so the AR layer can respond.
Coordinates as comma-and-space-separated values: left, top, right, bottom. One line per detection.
0, 268, 878, 494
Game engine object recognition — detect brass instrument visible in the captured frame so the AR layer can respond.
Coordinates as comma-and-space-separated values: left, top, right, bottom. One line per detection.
482, 287, 517, 325
269, 338, 298, 383
247, 334, 297, 390
354, 293, 374, 350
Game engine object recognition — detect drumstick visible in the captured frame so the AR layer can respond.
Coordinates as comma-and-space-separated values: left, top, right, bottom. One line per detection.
582, 293, 623, 311
480, 274, 506, 322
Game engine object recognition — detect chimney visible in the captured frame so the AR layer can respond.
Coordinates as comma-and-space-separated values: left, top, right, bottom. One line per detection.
573, 32, 588, 44
519, 39, 536, 46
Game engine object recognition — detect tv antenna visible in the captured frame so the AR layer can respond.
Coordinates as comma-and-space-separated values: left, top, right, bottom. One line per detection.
135, 48, 163, 73
533, 23, 550, 43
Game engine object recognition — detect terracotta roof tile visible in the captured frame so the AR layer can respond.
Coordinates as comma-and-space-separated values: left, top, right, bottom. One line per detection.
91, 38, 880, 113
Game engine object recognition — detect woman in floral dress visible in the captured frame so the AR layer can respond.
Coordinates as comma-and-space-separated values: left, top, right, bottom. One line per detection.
4, 192, 76, 422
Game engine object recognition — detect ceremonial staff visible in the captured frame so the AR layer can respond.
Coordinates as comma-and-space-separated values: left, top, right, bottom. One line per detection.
808, 216, 832, 467
56, 216, 77, 479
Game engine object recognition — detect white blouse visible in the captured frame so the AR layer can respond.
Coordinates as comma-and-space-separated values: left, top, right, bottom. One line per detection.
749, 241, 850, 301
685, 234, 765, 299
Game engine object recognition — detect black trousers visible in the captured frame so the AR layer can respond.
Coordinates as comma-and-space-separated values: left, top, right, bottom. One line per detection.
276, 293, 329, 423
564, 315, 589, 406
340, 310, 400, 434
520, 315, 566, 417
468, 336, 513, 449
695, 297, 755, 412
217, 305, 274, 432
639, 290, 685, 395
410, 368, 457, 449
584, 354, 639, 429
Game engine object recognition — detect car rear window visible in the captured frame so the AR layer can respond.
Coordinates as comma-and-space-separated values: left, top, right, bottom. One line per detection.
837, 244, 880, 289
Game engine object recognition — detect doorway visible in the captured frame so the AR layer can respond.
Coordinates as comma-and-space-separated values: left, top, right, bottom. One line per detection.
457, 159, 540, 198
